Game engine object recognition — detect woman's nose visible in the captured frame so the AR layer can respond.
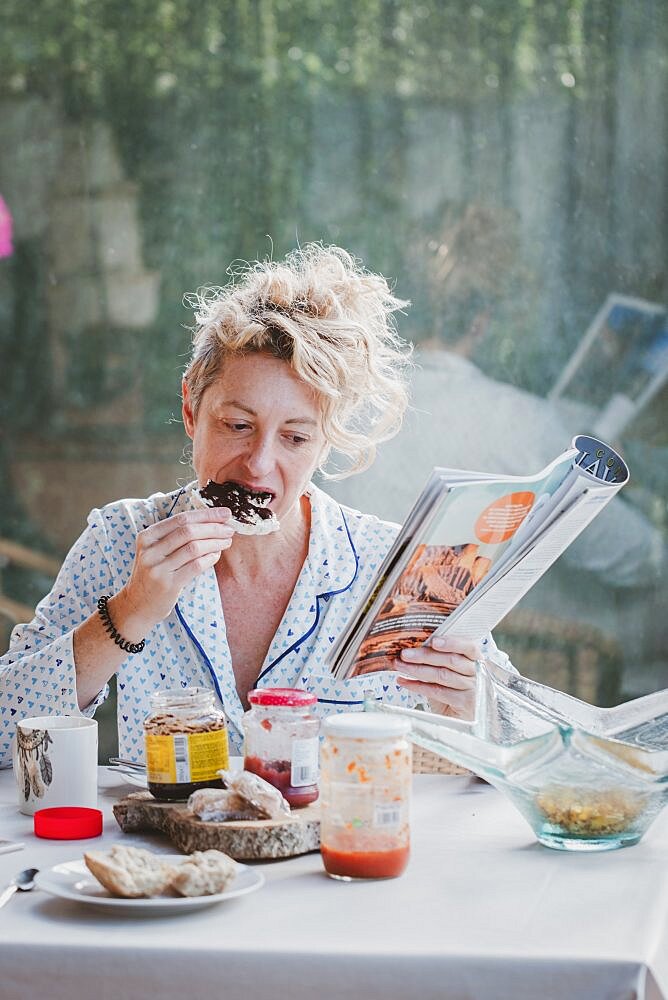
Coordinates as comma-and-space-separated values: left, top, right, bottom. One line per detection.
243, 436, 275, 477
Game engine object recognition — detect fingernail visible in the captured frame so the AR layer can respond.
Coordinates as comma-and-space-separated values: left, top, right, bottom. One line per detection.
397, 672, 418, 683
431, 637, 448, 650
400, 648, 421, 660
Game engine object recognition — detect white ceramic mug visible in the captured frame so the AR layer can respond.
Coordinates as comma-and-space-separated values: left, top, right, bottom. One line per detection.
13, 715, 98, 816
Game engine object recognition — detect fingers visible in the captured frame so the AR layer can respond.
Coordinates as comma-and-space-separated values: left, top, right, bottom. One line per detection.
428, 634, 484, 661
139, 517, 235, 565
398, 645, 477, 678
395, 676, 475, 718
394, 657, 475, 689
394, 633, 483, 722
139, 507, 232, 547
163, 535, 233, 573
173, 549, 223, 581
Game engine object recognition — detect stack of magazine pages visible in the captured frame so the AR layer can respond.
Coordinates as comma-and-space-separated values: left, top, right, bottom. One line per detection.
328, 435, 629, 681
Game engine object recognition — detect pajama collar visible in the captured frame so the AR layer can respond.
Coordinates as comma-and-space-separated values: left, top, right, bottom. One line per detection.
168, 482, 359, 733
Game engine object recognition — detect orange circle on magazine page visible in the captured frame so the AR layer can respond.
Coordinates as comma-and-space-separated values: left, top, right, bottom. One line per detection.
475, 492, 535, 544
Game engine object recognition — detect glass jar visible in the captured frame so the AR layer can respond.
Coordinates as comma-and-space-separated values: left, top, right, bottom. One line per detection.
143, 688, 229, 801
243, 688, 320, 807
320, 713, 412, 880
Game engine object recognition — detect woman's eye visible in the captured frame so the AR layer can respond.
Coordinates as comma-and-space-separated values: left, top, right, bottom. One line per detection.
286, 434, 309, 446
223, 421, 252, 433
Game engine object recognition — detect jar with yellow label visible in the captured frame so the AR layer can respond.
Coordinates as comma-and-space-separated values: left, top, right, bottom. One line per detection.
143, 688, 229, 801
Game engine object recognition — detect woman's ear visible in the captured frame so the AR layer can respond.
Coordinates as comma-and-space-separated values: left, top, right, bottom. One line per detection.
182, 380, 195, 439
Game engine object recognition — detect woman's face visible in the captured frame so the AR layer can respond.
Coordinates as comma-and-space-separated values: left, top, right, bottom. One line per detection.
182, 352, 327, 524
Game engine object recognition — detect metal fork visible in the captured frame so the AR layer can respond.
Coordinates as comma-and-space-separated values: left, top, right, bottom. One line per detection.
108, 756, 146, 773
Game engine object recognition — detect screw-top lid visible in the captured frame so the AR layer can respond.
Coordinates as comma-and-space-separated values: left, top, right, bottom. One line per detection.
34, 806, 103, 840
322, 712, 410, 740
248, 687, 317, 707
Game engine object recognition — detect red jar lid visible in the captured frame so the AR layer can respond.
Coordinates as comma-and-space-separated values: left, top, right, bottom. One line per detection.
248, 687, 317, 707
34, 807, 104, 840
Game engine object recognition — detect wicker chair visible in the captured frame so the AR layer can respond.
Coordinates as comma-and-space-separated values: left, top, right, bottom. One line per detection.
412, 745, 471, 775
493, 608, 623, 707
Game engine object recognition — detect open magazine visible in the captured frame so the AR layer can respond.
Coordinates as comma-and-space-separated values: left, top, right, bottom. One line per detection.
328, 435, 629, 681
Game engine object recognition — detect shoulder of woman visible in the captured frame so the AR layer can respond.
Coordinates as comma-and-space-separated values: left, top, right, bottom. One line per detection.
310, 487, 400, 551
310, 483, 400, 538
340, 504, 400, 542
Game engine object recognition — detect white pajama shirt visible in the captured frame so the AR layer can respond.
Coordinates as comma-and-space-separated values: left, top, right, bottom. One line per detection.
0, 483, 428, 765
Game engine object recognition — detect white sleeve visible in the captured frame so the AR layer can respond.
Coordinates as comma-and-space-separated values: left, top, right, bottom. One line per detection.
0, 515, 114, 767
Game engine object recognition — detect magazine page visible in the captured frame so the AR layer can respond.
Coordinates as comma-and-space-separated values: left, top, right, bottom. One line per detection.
332, 452, 581, 680
330, 466, 503, 672
436, 488, 616, 640
330, 436, 628, 681
436, 435, 628, 638
454, 435, 629, 606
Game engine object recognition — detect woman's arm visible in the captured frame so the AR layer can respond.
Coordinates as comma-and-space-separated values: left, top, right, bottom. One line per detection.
0, 521, 114, 766
0, 505, 235, 766
72, 506, 235, 708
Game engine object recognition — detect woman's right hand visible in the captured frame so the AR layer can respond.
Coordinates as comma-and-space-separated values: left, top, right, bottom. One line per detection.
116, 507, 235, 632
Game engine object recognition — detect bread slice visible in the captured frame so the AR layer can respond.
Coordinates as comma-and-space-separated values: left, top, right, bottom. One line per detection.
84, 845, 178, 898
194, 480, 280, 535
168, 850, 238, 897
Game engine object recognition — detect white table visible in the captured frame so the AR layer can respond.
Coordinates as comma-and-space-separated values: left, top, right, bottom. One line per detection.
0, 767, 667, 1000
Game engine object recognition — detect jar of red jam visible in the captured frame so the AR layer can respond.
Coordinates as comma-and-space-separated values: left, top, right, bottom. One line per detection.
320, 713, 412, 880
243, 688, 320, 807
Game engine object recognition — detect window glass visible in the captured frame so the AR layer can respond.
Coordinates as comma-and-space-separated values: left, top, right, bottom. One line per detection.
1, 1, 666, 746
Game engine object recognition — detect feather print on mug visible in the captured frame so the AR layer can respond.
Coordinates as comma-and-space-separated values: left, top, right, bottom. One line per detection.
16, 726, 54, 802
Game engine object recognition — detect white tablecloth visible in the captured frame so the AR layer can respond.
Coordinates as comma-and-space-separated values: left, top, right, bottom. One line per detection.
0, 767, 666, 1000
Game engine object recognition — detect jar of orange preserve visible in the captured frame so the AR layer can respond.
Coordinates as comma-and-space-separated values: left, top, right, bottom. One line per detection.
320, 713, 412, 880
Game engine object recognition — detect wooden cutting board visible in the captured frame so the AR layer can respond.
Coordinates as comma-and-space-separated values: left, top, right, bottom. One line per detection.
113, 791, 320, 860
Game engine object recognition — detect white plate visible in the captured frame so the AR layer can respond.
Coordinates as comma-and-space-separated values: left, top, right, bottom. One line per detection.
105, 768, 147, 788
35, 856, 264, 914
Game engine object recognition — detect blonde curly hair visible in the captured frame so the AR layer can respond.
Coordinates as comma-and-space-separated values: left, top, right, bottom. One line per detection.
183, 243, 412, 478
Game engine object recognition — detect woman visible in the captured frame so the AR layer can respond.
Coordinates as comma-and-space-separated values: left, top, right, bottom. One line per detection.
0, 244, 503, 765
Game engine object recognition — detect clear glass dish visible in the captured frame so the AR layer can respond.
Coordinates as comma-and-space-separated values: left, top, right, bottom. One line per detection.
367, 663, 668, 851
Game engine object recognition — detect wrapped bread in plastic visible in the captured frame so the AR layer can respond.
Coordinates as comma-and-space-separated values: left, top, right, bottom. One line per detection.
187, 787, 264, 822
169, 849, 238, 897
218, 769, 291, 820
84, 845, 178, 898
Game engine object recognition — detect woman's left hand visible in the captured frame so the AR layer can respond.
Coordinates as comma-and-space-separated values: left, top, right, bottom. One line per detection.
394, 635, 482, 720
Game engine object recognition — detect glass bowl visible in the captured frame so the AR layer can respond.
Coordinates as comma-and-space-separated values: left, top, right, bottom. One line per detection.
367, 663, 668, 851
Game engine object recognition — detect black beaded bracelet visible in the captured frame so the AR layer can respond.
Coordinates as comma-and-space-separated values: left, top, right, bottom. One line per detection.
97, 595, 146, 654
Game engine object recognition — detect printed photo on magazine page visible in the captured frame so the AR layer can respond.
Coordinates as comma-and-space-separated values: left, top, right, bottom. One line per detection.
329, 436, 629, 681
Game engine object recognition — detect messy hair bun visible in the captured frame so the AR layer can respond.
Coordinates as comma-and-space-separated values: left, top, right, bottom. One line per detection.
183, 243, 412, 478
